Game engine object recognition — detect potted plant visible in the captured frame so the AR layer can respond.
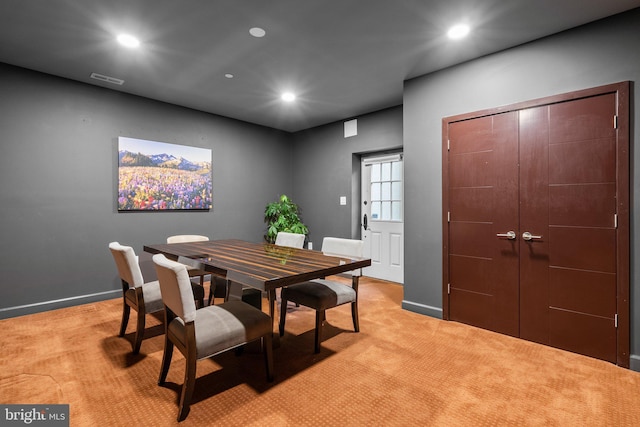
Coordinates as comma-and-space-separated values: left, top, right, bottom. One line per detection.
264, 194, 308, 243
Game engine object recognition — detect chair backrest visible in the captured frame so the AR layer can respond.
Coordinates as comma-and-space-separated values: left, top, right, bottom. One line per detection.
275, 232, 305, 249
321, 237, 364, 276
167, 235, 210, 244
166, 235, 210, 269
321, 237, 363, 257
153, 254, 197, 323
109, 242, 145, 288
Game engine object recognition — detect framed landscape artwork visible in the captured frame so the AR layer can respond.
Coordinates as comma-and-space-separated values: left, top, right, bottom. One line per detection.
117, 136, 212, 211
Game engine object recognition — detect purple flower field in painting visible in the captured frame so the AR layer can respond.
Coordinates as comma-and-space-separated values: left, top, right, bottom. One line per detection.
118, 166, 212, 210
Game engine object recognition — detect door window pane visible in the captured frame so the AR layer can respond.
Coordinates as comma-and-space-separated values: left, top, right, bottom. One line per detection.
392, 201, 402, 221
381, 182, 391, 200
371, 201, 381, 220
392, 182, 402, 201
381, 162, 391, 181
381, 201, 391, 220
371, 183, 381, 200
371, 163, 381, 182
392, 161, 403, 181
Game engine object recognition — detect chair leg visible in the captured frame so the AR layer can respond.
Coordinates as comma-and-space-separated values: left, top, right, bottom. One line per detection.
208, 281, 215, 306
158, 337, 174, 385
279, 296, 288, 336
351, 301, 360, 333
119, 301, 130, 337
314, 310, 325, 354
263, 334, 274, 382
177, 350, 197, 422
132, 309, 145, 354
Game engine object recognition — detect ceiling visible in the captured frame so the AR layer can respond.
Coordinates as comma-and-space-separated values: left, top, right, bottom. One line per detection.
1, 0, 639, 133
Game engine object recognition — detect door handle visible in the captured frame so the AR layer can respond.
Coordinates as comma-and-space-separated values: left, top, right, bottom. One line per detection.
522, 231, 542, 241
496, 231, 516, 240
363, 213, 368, 231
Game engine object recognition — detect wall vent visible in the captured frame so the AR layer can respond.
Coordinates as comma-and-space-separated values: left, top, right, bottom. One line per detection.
344, 119, 357, 138
90, 72, 124, 85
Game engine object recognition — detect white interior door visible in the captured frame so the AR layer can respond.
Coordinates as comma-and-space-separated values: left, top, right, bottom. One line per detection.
361, 154, 404, 283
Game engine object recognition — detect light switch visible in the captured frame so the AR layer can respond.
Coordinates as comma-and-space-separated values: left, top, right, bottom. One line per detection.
340, 196, 347, 205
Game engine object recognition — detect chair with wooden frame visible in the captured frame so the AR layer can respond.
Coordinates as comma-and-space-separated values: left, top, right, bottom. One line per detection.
108, 241, 167, 354
279, 237, 363, 353
109, 242, 206, 353
153, 253, 274, 421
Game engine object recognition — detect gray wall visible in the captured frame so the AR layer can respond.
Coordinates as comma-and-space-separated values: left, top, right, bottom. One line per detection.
403, 9, 640, 364
291, 106, 403, 248
0, 63, 292, 318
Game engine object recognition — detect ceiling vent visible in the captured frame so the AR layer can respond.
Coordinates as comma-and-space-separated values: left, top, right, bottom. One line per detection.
90, 72, 124, 85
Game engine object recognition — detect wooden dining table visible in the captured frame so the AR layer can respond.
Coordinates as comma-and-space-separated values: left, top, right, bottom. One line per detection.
143, 239, 371, 338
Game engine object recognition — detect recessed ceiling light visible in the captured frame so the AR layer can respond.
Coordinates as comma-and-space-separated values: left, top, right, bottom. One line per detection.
117, 34, 140, 48
281, 92, 296, 102
225, 73, 234, 79
447, 24, 470, 40
249, 27, 266, 38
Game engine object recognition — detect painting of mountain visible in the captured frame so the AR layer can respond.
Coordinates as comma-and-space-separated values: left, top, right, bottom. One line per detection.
117, 136, 212, 211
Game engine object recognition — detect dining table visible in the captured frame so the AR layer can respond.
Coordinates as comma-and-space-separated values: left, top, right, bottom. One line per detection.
143, 239, 372, 340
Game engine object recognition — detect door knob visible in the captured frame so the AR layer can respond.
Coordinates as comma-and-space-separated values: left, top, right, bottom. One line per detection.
522, 231, 542, 241
363, 213, 368, 231
496, 231, 516, 240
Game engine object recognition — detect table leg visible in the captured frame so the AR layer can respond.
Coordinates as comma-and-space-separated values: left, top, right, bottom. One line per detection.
268, 289, 280, 348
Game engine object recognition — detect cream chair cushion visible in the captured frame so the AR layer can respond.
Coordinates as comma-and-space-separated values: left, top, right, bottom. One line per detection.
280, 279, 356, 310
168, 300, 272, 359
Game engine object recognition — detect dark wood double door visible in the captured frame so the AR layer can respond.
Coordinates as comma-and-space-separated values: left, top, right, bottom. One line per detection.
443, 82, 630, 366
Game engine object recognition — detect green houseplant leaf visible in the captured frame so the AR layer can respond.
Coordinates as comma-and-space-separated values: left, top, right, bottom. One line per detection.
264, 194, 308, 243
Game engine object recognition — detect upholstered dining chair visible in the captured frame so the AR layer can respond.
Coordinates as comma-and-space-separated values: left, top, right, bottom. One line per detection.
274, 231, 305, 249
153, 253, 274, 421
279, 237, 364, 353
109, 242, 206, 353
166, 234, 213, 306
108, 241, 166, 354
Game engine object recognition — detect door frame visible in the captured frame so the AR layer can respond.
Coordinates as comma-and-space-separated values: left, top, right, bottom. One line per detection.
441, 81, 630, 367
